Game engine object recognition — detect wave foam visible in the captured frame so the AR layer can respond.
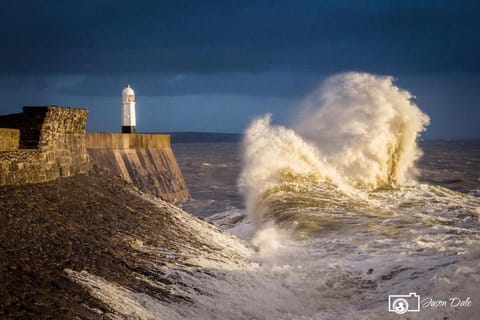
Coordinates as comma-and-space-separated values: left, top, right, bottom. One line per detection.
239, 72, 430, 229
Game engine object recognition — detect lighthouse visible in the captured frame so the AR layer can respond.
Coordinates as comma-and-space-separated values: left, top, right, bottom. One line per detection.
121, 84, 136, 133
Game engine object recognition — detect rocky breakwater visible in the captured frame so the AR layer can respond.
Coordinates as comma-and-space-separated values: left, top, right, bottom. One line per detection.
0, 169, 251, 319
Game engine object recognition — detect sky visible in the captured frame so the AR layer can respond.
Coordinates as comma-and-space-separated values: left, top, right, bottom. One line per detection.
0, 0, 479, 139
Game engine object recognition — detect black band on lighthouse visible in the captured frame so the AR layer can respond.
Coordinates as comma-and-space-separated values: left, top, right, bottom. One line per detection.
122, 126, 136, 134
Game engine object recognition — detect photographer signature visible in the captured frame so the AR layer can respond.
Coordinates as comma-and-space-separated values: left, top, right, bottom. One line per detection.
422, 297, 472, 308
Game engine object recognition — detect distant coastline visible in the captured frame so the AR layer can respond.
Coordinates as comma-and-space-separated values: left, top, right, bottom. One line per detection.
144, 132, 480, 144
139, 131, 480, 144
148, 132, 244, 143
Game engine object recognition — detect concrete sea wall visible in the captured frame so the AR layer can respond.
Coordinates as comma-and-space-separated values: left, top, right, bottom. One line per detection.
86, 133, 190, 202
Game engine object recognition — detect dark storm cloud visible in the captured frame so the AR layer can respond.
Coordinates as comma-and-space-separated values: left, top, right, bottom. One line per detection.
54, 73, 320, 98
1, 0, 479, 138
1, 0, 479, 76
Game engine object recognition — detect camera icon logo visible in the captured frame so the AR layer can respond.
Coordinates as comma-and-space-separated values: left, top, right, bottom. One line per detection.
388, 293, 420, 314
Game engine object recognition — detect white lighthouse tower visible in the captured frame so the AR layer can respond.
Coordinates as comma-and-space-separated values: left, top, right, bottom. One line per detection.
121, 84, 136, 133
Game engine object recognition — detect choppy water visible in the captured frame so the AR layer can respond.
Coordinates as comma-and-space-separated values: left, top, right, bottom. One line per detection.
169, 73, 479, 319
72, 73, 480, 319
173, 140, 480, 319
175, 140, 480, 217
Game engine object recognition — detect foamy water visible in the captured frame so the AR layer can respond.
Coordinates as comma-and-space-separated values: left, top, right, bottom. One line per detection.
68, 73, 480, 319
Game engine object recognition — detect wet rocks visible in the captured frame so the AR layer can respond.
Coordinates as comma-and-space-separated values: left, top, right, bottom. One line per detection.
0, 169, 225, 319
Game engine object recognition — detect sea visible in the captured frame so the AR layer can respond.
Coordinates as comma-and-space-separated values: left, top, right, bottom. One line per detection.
172, 139, 480, 320
168, 73, 480, 319
74, 73, 480, 319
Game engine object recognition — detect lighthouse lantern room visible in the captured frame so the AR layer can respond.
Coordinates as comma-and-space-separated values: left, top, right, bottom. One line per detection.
121, 84, 136, 133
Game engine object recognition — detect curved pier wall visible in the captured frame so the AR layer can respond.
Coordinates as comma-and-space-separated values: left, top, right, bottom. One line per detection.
86, 133, 190, 202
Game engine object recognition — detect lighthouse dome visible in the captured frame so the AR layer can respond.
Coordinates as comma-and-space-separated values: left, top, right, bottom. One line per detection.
122, 84, 135, 103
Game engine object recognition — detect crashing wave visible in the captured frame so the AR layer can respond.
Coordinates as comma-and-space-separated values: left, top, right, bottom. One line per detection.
239, 72, 430, 229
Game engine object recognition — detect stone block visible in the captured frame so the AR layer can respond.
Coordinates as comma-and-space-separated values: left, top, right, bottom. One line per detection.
0, 129, 20, 151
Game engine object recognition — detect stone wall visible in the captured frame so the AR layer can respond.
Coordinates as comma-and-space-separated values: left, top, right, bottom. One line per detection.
0, 106, 90, 185
0, 106, 189, 202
